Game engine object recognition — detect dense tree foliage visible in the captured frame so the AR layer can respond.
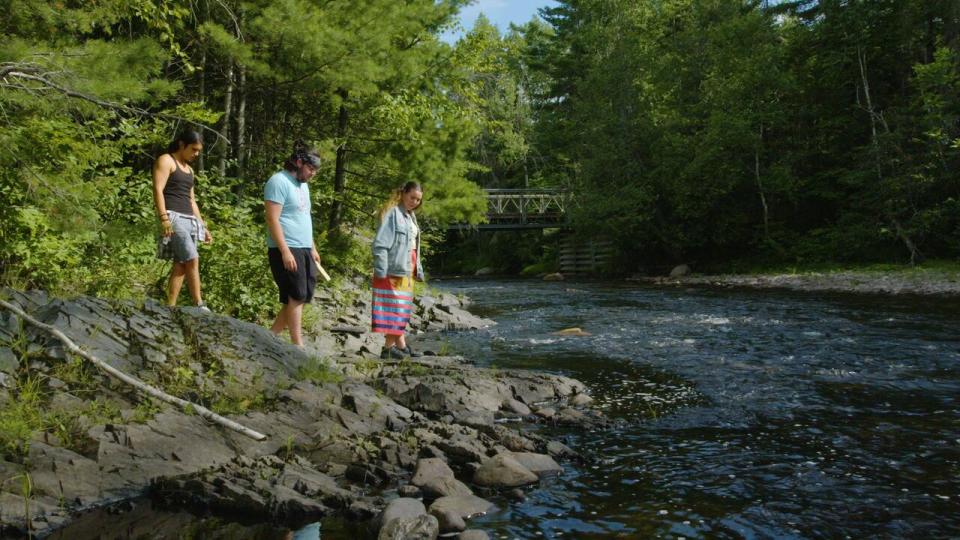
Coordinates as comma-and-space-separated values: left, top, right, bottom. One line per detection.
2, 1, 958, 308
524, 0, 960, 269
0, 0, 488, 319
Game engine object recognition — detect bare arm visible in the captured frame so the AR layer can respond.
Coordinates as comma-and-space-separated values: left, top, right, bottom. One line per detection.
152, 155, 174, 236
265, 201, 296, 271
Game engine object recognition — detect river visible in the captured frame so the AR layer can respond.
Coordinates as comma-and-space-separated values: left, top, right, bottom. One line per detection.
430, 279, 960, 539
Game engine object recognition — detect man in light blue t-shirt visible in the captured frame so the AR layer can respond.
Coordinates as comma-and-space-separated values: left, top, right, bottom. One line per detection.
264, 147, 322, 346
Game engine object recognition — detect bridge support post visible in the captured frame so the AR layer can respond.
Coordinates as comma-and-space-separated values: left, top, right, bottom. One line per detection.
559, 234, 613, 275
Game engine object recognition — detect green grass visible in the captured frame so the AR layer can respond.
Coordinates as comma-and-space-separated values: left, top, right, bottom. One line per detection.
132, 399, 163, 423
296, 356, 344, 384
0, 374, 44, 460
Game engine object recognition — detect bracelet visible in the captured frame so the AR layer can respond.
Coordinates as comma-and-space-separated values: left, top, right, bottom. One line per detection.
160, 216, 170, 222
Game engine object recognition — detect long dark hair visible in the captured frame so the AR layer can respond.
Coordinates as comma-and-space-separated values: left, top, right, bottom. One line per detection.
165, 130, 203, 154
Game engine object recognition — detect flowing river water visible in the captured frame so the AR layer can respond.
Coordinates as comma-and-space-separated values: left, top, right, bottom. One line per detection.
429, 279, 960, 539
47, 279, 960, 539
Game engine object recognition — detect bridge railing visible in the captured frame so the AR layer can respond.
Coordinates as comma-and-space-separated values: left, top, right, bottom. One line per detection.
484, 188, 571, 228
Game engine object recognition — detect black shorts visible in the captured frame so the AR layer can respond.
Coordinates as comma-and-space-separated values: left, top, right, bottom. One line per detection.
268, 247, 316, 304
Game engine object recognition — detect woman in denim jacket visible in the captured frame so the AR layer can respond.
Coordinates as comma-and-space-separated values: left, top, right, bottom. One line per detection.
371, 182, 424, 359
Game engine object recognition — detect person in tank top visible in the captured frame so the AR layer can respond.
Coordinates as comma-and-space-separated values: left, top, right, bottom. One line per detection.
152, 130, 213, 310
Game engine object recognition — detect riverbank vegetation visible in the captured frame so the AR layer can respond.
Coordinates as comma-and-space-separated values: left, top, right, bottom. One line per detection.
0, 0, 489, 320
449, 1, 960, 274
2, 1, 959, 312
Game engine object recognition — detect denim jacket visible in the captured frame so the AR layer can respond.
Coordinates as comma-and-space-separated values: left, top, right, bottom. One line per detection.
373, 206, 424, 279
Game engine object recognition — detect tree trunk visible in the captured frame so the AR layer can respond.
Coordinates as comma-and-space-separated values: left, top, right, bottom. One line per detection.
236, 63, 247, 177
858, 47, 922, 264
198, 47, 207, 172
947, 0, 960, 56
218, 62, 234, 178
755, 124, 770, 242
235, 6, 246, 179
328, 89, 349, 231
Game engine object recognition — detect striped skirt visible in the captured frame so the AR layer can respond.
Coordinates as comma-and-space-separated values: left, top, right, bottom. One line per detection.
371, 275, 414, 335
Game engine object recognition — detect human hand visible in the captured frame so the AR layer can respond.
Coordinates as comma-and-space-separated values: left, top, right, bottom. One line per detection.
282, 249, 298, 272
204, 228, 213, 244
161, 220, 174, 237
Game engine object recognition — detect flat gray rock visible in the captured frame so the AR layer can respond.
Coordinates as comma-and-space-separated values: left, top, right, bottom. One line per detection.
428, 495, 495, 519
419, 476, 474, 499
501, 398, 531, 416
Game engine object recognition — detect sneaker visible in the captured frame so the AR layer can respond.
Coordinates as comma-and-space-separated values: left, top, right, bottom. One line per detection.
400, 345, 422, 358
196, 302, 211, 312
380, 346, 405, 360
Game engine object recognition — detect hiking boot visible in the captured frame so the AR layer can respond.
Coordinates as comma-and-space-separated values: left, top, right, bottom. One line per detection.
380, 346, 405, 360
400, 345, 422, 358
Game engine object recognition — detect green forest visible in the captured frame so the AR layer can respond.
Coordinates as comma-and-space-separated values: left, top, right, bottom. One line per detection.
2, 0, 959, 319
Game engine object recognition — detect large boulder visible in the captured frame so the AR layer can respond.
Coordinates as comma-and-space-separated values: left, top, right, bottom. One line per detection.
378, 497, 427, 529
411, 458, 473, 499
429, 506, 466, 533
507, 453, 563, 478
473, 454, 539, 488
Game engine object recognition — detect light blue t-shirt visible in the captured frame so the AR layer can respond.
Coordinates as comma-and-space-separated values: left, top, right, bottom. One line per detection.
264, 170, 313, 248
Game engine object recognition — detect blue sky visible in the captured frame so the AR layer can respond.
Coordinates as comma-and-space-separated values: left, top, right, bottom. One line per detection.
441, 0, 558, 43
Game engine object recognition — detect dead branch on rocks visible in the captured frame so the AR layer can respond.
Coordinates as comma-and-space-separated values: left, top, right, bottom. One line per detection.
0, 299, 267, 441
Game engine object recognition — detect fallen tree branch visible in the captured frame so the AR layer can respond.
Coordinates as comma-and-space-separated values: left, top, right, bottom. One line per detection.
0, 299, 267, 441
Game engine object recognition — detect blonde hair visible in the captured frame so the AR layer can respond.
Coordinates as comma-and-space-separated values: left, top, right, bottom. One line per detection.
377, 181, 422, 222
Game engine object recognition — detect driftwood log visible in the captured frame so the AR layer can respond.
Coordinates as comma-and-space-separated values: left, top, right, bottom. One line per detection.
0, 299, 268, 441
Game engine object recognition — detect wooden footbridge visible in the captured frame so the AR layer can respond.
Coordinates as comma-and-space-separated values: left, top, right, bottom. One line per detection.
447, 188, 613, 274
451, 188, 572, 230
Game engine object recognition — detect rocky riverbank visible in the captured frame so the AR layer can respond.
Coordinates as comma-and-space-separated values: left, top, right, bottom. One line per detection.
0, 280, 601, 539
635, 268, 960, 296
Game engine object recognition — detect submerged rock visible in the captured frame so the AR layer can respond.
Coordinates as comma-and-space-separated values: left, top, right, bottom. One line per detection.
553, 327, 591, 336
